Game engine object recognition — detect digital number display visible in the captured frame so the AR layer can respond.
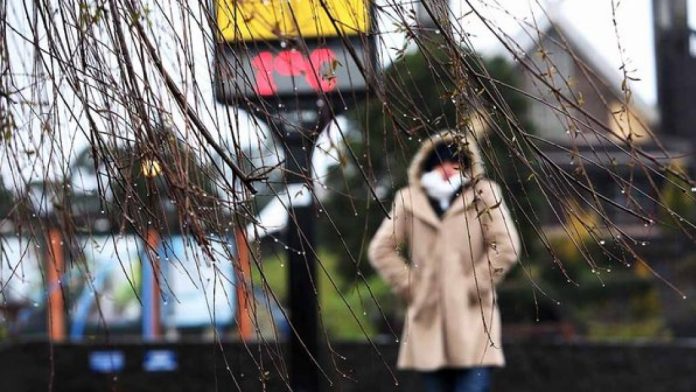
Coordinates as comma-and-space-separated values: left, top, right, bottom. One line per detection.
251, 48, 338, 95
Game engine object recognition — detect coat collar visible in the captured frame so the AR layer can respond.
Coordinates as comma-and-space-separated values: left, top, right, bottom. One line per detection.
443, 185, 479, 219
404, 185, 479, 228
402, 186, 439, 228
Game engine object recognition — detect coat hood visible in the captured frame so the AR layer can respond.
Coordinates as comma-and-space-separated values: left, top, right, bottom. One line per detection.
407, 130, 486, 185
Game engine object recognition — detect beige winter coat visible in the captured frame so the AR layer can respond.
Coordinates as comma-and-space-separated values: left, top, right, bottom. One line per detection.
368, 131, 520, 371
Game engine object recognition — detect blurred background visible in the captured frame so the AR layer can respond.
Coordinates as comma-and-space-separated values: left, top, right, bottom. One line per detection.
0, 0, 695, 391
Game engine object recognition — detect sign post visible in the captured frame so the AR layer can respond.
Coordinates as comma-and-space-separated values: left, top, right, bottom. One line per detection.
215, 1, 374, 389
277, 106, 329, 391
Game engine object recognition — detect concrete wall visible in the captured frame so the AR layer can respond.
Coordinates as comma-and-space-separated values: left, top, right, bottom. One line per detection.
1, 340, 695, 391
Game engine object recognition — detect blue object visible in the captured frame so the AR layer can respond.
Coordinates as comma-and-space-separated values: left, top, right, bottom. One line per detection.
143, 350, 178, 372
141, 241, 168, 341
421, 367, 492, 392
70, 263, 116, 340
141, 251, 157, 340
89, 351, 125, 373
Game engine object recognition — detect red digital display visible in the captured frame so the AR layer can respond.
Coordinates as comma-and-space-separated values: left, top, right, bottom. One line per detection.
250, 48, 338, 96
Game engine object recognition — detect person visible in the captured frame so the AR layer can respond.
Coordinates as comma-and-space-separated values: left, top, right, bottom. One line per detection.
368, 130, 520, 392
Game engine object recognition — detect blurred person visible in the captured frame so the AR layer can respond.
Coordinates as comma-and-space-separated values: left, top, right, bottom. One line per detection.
368, 131, 520, 392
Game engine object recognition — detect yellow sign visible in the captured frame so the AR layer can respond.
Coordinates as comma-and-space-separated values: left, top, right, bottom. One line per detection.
216, 0, 369, 42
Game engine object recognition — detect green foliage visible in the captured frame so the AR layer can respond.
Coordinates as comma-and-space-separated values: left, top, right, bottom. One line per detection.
0, 178, 14, 218
251, 247, 397, 340
499, 199, 669, 339
320, 42, 536, 283
585, 318, 671, 341
658, 164, 696, 237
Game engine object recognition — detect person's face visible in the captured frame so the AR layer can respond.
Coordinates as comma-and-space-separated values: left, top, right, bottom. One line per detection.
435, 161, 460, 180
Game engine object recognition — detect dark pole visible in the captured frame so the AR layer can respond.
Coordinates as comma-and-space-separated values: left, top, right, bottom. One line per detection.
652, 0, 696, 138
279, 104, 328, 392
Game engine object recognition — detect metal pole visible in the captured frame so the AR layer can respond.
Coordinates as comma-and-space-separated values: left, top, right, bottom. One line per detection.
142, 227, 162, 340
281, 107, 326, 392
652, 0, 696, 138
234, 228, 254, 341
46, 227, 65, 341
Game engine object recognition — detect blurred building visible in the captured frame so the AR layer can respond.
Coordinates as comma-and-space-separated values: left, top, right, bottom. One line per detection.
505, 1, 696, 338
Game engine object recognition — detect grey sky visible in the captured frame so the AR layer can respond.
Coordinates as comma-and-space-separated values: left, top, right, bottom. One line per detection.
449, 0, 696, 106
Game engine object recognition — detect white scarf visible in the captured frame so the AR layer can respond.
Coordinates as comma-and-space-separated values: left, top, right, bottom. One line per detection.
420, 170, 469, 211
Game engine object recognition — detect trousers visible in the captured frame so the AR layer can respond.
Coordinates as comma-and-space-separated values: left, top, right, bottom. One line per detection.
421, 367, 491, 392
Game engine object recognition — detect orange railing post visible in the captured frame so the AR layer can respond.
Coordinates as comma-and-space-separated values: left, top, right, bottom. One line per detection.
234, 228, 254, 341
46, 227, 65, 341
144, 228, 162, 339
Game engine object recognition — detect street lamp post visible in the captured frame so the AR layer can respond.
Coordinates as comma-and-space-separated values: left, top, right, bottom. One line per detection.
214, 1, 374, 389
140, 157, 164, 341
276, 106, 330, 391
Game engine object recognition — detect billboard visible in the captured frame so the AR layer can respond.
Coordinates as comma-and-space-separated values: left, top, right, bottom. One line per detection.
159, 235, 236, 329
70, 235, 143, 337
216, 0, 369, 42
0, 235, 237, 338
214, 0, 373, 102
0, 237, 43, 307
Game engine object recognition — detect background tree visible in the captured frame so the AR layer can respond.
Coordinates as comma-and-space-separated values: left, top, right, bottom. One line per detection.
319, 39, 539, 286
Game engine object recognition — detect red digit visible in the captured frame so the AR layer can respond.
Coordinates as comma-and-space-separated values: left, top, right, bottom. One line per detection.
250, 51, 277, 96
306, 48, 337, 92
273, 50, 307, 77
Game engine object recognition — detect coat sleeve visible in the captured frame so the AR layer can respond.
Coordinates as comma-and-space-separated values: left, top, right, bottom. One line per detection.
368, 190, 412, 302
468, 181, 521, 304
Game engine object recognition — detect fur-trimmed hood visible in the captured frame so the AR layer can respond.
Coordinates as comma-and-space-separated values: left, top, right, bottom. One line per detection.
407, 130, 486, 185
